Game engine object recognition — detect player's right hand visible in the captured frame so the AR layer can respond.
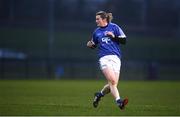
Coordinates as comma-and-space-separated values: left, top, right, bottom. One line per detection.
87, 40, 96, 49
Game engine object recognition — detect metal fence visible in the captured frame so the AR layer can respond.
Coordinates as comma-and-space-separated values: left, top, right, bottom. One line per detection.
0, 0, 180, 80
1, 58, 179, 80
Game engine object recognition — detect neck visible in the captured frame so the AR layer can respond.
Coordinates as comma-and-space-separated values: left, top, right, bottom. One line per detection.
101, 22, 108, 28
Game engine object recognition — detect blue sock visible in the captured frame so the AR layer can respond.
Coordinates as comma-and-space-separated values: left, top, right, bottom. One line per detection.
116, 99, 122, 104
99, 92, 104, 97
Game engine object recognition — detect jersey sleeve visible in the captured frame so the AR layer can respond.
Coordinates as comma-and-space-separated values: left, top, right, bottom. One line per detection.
92, 31, 98, 45
114, 25, 126, 38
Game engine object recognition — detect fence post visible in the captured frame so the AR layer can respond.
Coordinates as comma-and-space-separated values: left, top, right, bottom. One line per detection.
47, 0, 55, 79
147, 61, 158, 80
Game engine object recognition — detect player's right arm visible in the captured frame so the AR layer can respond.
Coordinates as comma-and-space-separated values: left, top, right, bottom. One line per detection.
87, 31, 98, 49
87, 39, 97, 49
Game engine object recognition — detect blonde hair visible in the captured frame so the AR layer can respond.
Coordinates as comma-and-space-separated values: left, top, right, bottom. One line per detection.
96, 11, 113, 23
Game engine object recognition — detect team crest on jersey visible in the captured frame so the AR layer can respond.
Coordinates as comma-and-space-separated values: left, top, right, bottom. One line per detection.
102, 37, 111, 44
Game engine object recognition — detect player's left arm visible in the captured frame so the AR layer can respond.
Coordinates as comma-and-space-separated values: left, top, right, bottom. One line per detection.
106, 25, 126, 45
115, 25, 126, 44
114, 35, 126, 45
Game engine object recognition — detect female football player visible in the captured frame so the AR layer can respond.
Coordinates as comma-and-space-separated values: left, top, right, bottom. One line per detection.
87, 11, 128, 110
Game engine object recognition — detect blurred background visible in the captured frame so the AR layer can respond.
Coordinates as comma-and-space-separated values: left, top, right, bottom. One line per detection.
0, 0, 180, 80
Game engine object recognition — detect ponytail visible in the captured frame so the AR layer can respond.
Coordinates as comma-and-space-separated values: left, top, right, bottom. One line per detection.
106, 13, 113, 23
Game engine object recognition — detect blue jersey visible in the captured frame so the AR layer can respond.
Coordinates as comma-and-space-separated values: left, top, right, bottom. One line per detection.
92, 23, 126, 59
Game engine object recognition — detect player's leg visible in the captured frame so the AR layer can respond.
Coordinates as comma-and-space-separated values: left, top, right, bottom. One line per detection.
93, 55, 128, 109
95, 84, 111, 96
113, 57, 128, 109
93, 84, 110, 108
101, 84, 110, 95
102, 67, 120, 100
113, 71, 128, 110
93, 56, 110, 108
103, 68, 128, 109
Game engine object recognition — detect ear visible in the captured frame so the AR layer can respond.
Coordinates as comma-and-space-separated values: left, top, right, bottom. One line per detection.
102, 18, 107, 22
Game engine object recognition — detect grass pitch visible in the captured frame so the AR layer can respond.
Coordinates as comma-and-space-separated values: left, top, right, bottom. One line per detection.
0, 80, 180, 116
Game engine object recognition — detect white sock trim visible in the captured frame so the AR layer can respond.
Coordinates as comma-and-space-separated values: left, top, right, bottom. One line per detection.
116, 97, 120, 101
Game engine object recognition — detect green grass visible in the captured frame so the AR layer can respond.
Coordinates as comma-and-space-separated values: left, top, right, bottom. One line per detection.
0, 80, 180, 116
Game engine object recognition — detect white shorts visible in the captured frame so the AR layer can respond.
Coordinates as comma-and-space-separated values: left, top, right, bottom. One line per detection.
99, 55, 121, 73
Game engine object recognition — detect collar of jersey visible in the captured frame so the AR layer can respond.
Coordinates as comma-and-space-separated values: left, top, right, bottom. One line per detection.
100, 23, 109, 29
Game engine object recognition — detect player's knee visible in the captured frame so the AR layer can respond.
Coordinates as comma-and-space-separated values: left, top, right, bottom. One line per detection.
110, 79, 117, 85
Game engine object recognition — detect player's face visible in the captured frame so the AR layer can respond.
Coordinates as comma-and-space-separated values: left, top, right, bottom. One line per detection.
96, 15, 107, 27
